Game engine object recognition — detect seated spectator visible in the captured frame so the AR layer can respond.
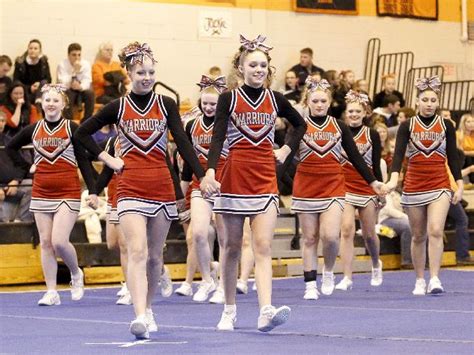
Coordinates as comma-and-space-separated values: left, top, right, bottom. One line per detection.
378, 190, 413, 268
281, 70, 301, 104
208, 66, 222, 76
0, 55, 13, 105
57, 43, 94, 121
373, 73, 405, 108
0, 111, 33, 223
331, 70, 355, 119
374, 122, 392, 168
456, 113, 474, 181
388, 107, 416, 138
92, 42, 129, 104
322, 69, 338, 87
372, 94, 400, 127
447, 168, 474, 265
290, 47, 325, 87
353, 78, 372, 107
0, 81, 38, 136
13, 39, 52, 108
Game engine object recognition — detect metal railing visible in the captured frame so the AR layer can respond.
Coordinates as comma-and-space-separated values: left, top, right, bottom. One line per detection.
440, 80, 474, 111
153, 82, 180, 110
364, 38, 381, 98
405, 66, 444, 108
373, 51, 414, 96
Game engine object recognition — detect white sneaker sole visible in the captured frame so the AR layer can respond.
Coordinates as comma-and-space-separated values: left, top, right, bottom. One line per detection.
428, 287, 443, 295
130, 322, 149, 339
258, 306, 291, 332
38, 299, 61, 306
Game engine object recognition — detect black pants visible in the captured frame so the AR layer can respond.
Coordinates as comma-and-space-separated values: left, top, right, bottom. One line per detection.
65, 89, 95, 121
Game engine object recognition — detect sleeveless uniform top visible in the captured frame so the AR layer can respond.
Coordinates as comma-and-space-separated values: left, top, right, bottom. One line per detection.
189, 115, 229, 186
342, 125, 377, 189
401, 115, 451, 206
116, 93, 177, 219
214, 87, 279, 214
30, 118, 81, 212
292, 115, 345, 213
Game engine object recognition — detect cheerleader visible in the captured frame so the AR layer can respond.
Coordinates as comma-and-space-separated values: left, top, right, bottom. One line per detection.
291, 78, 386, 300
386, 76, 462, 295
336, 90, 384, 291
201, 35, 307, 332
75, 42, 205, 339
180, 75, 228, 303
6, 84, 96, 305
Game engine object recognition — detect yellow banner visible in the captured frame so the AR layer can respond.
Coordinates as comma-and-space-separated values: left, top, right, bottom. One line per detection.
377, 0, 438, 20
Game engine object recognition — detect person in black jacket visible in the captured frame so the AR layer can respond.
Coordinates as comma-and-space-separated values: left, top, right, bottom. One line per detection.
289, 48, 325, 87
13, 39, 52, 107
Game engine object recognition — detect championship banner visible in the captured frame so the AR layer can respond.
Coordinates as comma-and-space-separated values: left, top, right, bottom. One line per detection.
376, 0, 438, 21
294, 0, 358, 15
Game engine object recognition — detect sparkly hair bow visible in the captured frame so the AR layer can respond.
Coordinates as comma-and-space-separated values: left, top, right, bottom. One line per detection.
123, 43, 156, 65
305, 77, 331, 92
345, 90, 370, 106
415, 75, 441, 93
41, 84, 67, 94
239, 34, 273, 53
196, 75, 227, 94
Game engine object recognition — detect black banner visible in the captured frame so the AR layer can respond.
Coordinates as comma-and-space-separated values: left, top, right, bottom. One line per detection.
376, 0, 438, 21
294, 0, 357, 15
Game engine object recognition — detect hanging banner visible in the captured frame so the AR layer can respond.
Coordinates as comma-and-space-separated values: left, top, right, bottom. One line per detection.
294, 0, 357, 15
198, 10, 232, 38
376, 0, 438, 21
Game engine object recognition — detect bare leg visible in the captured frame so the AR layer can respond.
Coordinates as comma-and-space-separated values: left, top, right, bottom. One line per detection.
298, 213, 319, 272
51, 205, 80, 276
340, 203, 356, 279
426, 196, 451, 278
250, 205, 278, 308
406, 206, 428, 279
239, 218, 254, 283
145, 213, 171, 308
120, 213, 148, 317
184, 224, 198, 284
215, 214, 226, 289
319, 204, 343, 272
191, 197, 214, 283
358, 203, 381, 268
106, 219, 128, 282
221, 214, 245, 306
34, 212, 56, 291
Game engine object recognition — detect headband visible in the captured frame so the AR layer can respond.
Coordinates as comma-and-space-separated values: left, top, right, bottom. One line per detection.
239, 34, 273, 53
196, 75, 227, 94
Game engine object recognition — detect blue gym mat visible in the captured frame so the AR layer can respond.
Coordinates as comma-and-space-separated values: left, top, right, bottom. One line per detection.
0, 270, 472, 354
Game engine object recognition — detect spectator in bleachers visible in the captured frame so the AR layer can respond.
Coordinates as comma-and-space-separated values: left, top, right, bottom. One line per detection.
92, 123, 117, 145
456, 113, 474, 183
0, 55, 13, 105
373, 74, 405, 109
372, 94, 400, 127
0, 81, 39, 136
57, 43, 94, 121
374, 122, 392, 168
447, 164, 474, 265
208, 66, 222, 76
331, 70, 355, 119
388, 107, 416, 138
290, 47, 325, 87
92, 42, 129, 105
281, 70, 301, 104
378, 190, 413, 268
0, 110, 33, 223
13, 39, 52, 108
322, 69, 338, 87
353, 79, 372, 107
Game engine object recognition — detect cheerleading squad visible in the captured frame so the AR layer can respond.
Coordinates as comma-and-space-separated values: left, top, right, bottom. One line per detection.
6, 35, 461, 340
